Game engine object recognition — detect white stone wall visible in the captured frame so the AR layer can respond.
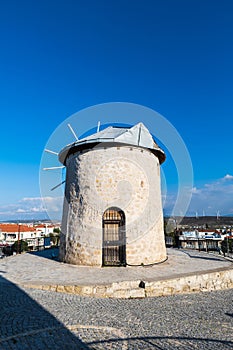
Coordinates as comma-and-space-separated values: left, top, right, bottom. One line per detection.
60, 145, 166, 266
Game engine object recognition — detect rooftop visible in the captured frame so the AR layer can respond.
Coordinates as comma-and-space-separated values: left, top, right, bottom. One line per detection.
0, 224, 35, 233
59, 122, 165, 165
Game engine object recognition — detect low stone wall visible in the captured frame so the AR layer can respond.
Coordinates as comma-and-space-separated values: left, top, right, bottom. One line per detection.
22, 267, 233, 299
145, 268, 233, 297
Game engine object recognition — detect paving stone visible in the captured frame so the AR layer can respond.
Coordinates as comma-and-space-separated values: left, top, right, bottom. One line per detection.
0, 248, 233, 348
0, 282, 232, 349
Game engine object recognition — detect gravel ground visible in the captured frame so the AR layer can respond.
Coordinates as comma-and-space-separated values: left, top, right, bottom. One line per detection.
0, 278, 232, 349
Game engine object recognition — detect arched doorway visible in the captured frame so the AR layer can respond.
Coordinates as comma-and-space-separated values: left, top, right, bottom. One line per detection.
102, 207, 126, 266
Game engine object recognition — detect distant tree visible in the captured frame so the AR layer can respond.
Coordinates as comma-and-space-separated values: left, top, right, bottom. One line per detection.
221, 239, 232, 256
49, 232, 60, 246
227, 238, 233, 253
164, 218, 176, 235
3, 246, 12, 256
174, 229, 182, 248
53, 227, 60, 234
221, 240, 227, 256
11, 240, 28, 253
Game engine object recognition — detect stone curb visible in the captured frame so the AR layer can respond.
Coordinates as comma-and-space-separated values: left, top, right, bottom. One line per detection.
20, 266, 233, 299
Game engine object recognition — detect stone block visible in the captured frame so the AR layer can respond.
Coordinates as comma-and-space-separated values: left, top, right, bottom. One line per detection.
41, 285, 50, 291
64, 285, 75, 293
74, 285, 82, 294
82, 286, 94, 295
129, 288, 145, 298
49, 285, 57, 292
56, 285, 65, 292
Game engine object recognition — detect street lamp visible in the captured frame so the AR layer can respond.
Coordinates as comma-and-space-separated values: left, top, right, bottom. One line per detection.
227, 234, 229, 256
196, 230, 201, 251
17, 223, 21, 254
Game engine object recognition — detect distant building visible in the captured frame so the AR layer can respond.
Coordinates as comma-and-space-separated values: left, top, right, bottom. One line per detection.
34, 224, 56, 236
179, 229, 222, 251
0, 224, 36, 245
0, 223, 59, 251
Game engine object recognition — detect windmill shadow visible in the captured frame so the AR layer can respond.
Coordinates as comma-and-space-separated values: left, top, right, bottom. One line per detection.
1, 273, 232, 349
28, 247, 59, 261
0, 275, 89, 349
181, 250, 226, 262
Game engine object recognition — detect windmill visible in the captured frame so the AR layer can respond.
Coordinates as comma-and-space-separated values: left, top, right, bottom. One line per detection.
56, 121, 167, 266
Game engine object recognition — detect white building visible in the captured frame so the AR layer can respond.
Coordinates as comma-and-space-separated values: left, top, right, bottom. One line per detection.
0, 223, 58, 250
34, 223, 57, 236
179, 229, 222, 250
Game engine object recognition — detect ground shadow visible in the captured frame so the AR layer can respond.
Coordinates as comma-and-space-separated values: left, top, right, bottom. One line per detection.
28, 247, 59, 261
180, 250, 227, 262
87, 335, 233, 349
0, 275, 89, 349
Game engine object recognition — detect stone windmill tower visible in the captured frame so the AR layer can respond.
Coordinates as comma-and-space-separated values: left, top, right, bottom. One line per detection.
58, 122, 166, 266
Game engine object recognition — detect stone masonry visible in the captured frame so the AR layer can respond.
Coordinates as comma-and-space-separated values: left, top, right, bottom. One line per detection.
60, 144, 166, 266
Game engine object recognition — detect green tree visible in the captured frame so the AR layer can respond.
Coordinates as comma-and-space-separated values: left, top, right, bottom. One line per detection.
12, 240, 28, 253
53, 227, 60, 234
221, 239, 232, 256
49, 232, 60, 246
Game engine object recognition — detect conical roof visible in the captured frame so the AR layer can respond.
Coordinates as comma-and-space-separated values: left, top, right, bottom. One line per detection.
59, 122, 165, 165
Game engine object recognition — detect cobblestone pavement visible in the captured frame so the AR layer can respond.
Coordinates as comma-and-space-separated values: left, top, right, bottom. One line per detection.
0, 278, 232, 349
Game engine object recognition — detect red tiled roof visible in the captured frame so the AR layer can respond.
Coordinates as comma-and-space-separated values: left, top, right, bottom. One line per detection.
34, 224, 54, 228
0, 224, 35, 233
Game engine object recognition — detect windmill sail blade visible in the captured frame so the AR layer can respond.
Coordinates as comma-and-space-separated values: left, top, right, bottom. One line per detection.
44, 149, 59, 155
43, 166, 65, 170
51, 180, 66, 191
68, 123, 79, 141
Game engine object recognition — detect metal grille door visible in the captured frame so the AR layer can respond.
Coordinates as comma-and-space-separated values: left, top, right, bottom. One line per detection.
102, 208, 126, 266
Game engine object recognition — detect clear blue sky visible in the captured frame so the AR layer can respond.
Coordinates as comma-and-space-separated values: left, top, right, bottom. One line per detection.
0, 0, 233, 220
